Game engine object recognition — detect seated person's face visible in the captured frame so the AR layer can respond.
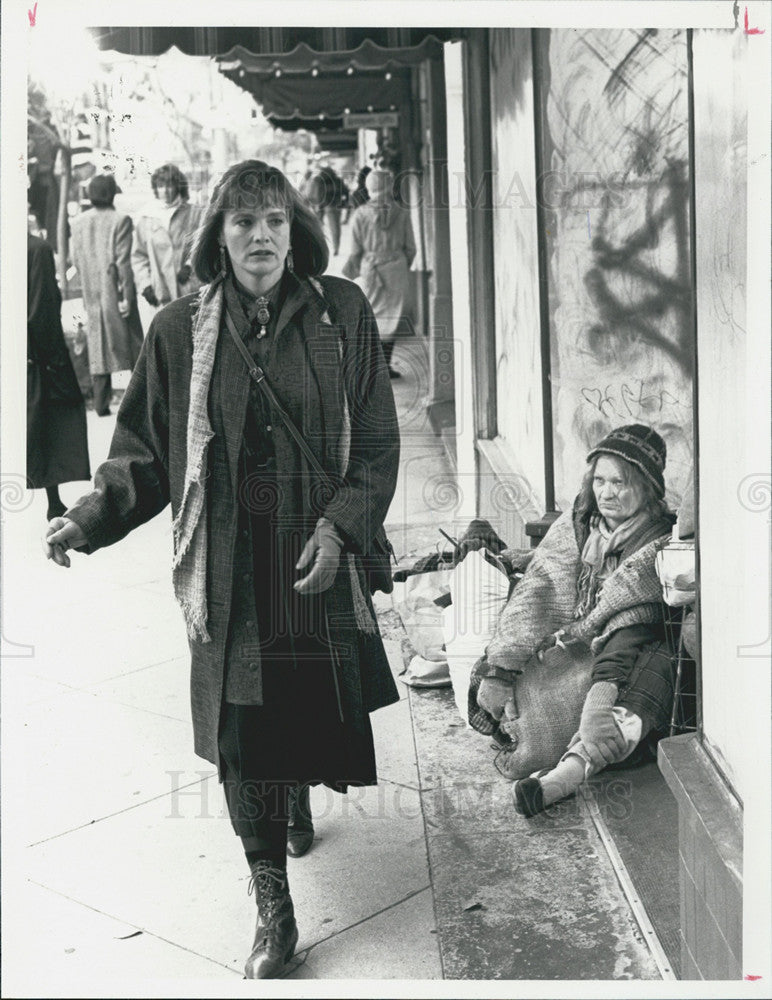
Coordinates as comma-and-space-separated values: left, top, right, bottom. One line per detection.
592, 455, 644, 528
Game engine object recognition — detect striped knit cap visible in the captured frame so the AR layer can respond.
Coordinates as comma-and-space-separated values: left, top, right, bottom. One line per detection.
587, 424, 666, 498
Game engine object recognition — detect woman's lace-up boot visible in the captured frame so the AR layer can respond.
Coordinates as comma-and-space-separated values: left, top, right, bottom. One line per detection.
244, 861, 299, 979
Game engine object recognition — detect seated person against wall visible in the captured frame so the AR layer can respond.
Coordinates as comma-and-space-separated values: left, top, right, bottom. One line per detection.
468, 424, 677, 817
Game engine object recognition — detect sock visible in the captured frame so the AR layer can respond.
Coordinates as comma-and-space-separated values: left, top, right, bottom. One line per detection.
538, 753, 586, 807
245, 846, 287, 871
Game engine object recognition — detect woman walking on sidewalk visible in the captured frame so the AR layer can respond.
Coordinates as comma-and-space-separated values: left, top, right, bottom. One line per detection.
342, 170, 416, 378
27, 230, 91, 518
43, 160, 400, 979
69, 173, 145, 416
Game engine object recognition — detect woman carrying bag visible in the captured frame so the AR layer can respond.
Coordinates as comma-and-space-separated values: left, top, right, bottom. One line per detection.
43, 160, 400, 979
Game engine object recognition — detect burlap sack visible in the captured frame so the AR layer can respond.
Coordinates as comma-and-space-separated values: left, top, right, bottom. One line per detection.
492, 642, 594, 780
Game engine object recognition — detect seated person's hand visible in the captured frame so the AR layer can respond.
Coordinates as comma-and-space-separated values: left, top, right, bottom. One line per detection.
176, 263, 192, 286
476, 675, 514, 721
579, 681, 627, 766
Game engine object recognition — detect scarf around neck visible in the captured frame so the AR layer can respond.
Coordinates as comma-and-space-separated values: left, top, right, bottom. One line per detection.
574, 509, 652, 618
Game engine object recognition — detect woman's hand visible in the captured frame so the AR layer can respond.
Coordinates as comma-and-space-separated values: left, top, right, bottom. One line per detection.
42, 517, 87, 568
294, 517, 343, 595
476, 676, 515, 721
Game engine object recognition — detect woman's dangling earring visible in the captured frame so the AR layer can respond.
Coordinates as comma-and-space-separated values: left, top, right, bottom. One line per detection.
286, 247, 294, 273
219, 243, 229, 276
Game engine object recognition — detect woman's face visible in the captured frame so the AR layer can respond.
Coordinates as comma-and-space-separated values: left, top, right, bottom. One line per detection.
155, 180, 179, 206
592, 455, 645, 528
220, 201, 290, 294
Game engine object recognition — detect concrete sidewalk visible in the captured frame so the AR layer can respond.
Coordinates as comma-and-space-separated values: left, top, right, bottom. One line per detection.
2, 268, 661, 994
1, 328, 447, 995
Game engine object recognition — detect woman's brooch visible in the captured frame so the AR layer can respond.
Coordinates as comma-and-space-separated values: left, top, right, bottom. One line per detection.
255, 296, 270, 338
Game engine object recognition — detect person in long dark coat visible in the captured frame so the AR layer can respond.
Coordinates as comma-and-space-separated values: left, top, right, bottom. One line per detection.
27, 233, 90, 519
44, 160, 400, 979
70, 174, 144, 416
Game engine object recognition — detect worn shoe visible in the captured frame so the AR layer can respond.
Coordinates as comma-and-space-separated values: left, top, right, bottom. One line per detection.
512, 777, 545, 818
244, 862, 299, 979
287, 784, 314, 858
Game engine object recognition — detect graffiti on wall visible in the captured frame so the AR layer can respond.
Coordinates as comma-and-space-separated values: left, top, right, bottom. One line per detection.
542, 28, 694, 508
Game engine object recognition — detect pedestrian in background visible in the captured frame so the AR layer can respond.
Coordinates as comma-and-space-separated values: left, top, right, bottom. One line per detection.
44, 159, 400, 980
342, 170, 416, 378
70, 174, 144, 416
27, 231, 90, 519
305, 162, 348, 256
131, 163, 203, 323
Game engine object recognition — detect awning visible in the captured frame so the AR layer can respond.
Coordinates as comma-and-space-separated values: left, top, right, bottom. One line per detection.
226, 71, 411, 121
89, 27, 460, 139
90, 27, 459, 58
217, 35, 444, 75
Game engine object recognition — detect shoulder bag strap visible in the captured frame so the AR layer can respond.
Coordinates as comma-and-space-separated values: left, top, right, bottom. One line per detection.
222, 305, 333, 489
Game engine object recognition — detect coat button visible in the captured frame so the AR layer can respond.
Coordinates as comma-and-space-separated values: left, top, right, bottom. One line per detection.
266, 424, 272, 432
248, 662, 258, 671
245, 620, 256, 629
242, 573, 251, 583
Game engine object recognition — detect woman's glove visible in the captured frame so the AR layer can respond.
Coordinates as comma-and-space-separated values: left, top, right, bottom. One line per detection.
579, 681, 627, 767
42, 517, 88, 569
294, 517, 344, 595
142, 286, 159, 307
476, 675, 515, 721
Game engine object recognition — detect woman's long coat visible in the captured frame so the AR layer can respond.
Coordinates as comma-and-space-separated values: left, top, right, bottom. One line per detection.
27, 234, 91, 489
70, 206, 144, 376
66, 274, 400, 772
342, 202, 416, 341
131, 200, 204, 306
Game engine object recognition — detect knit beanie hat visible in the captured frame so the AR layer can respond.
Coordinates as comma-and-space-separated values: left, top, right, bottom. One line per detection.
587, 424, 667, 498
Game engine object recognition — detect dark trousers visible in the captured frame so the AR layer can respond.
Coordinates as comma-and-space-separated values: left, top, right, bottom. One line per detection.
92, 373, 112, 415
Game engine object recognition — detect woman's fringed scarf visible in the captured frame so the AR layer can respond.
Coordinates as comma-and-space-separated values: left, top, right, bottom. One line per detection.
171, 279, 224, 643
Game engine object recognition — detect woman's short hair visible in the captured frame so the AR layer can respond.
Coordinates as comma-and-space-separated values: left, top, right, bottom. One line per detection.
190, 159, 329, 284
151, 163, 189, 201
575, 454, 668, 525
87, 173, 117, 208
